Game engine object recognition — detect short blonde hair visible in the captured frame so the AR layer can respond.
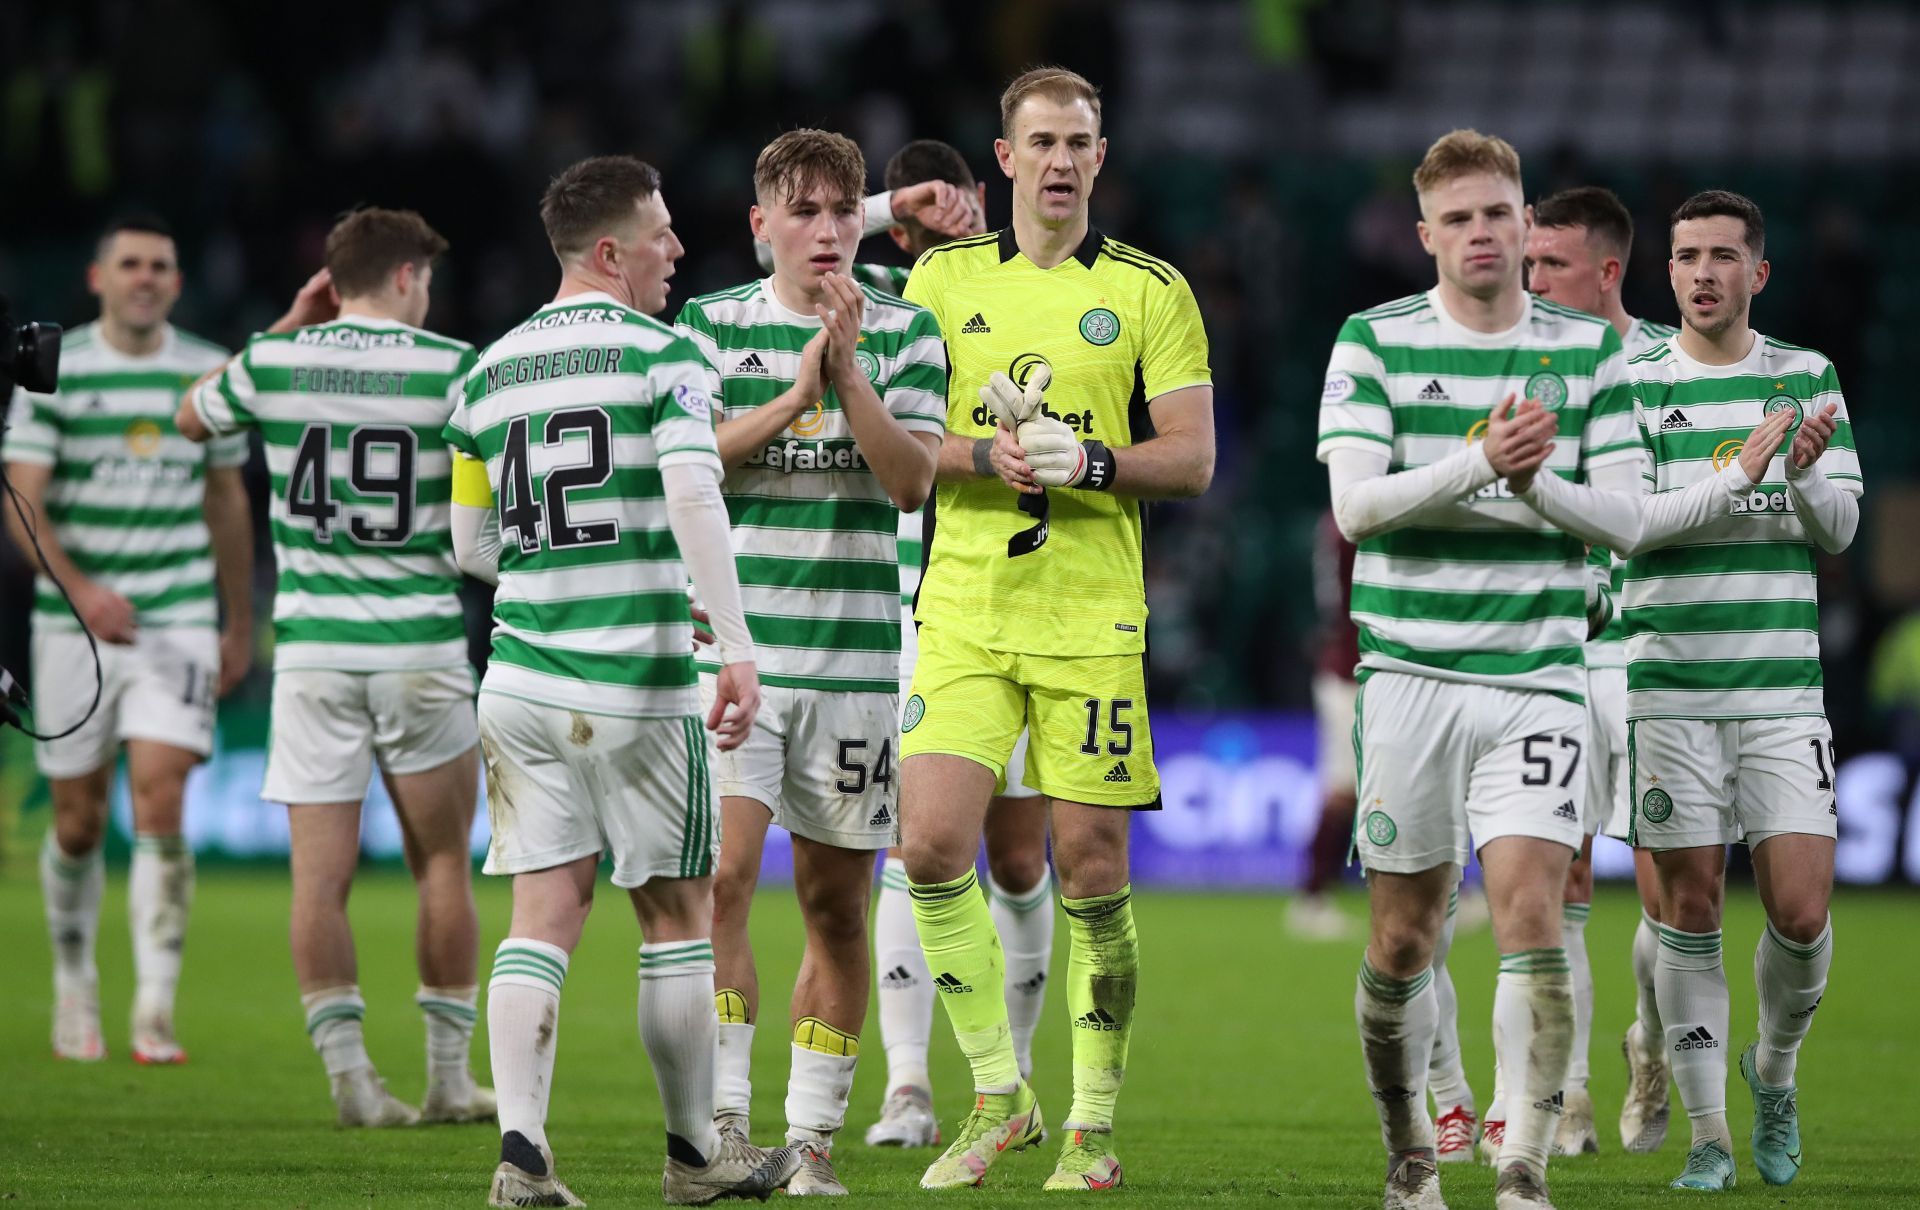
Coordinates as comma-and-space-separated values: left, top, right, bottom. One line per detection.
1000, 66, 1101, 140
1413, 129, 1522, 196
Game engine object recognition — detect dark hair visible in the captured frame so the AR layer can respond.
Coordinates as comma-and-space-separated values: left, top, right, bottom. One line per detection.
754, 129, 866, 209
541, 156, 663, 259
884, 139, 975, 193
324, 208, 448, 297
1670, 189, 1765, 258
96, 211, 175, 260
1534, 186, 1634, 262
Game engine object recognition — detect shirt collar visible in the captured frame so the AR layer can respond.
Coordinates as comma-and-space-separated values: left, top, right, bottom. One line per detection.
996, 225, 1105, 269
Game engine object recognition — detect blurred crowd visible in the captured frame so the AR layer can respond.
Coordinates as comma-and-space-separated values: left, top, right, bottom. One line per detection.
4, 0, 1918, 757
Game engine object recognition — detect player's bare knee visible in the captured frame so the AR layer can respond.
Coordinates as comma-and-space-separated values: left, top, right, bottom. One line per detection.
986, 846, 1048, 897
899, 832, 972, 886
1661, 883, 1722, 934
1053, 852, 1126, 901
711, 863, 757, 926
1369, 920, 1439, 978
1766, 898, 1830, 946
54, 813, 107, 857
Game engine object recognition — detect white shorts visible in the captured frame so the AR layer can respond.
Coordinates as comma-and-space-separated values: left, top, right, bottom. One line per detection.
1586, 666, 1629, 839
31, 626, 217, 779
1313, 671, 1358, 797
262, 667, 478, 804
1355, 671, 1587, 874
477, 693, 717, 886
1626, 715, 1837, 850
702, 679, 898, 850
900, 654, 1037, 799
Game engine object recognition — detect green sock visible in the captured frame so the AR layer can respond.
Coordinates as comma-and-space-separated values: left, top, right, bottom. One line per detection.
910, 870, 1019, 1093
1062, 884, 1138, 1130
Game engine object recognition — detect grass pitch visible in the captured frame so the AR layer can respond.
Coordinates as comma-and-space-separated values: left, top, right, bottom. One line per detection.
0, 858, 1914, 1207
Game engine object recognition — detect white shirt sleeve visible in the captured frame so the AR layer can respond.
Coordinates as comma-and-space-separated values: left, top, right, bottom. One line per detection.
1518, 458, 1768, 557
1785, 460, 1861, 553
450, 502, 502, 586
661, 461, 755, 665
1325, 443, 1498, 543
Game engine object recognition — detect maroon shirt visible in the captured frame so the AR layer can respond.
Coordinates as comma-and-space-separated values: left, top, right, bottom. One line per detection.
1314, 512, 1359, 682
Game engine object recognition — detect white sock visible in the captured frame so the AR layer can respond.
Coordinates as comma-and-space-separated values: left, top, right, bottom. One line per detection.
41, 832, 104, 991
1655, 924, 1731, 1150
1425, 888, 1474, 1115
129, 834, 193, 1017
1753, 918, 1831, 1088
1356, 959, 1438, 1155
987, 870, 1052, 1081
1563, 902, 1593, 1090
302, 985, 372, 1077
874, 858, 933, 1092
1493, 950, 1574, 1178
639, 942, 722, 1164
489, 938, 569, 1155
786, 1040, 859, 1145
1631, 911, 1663, 1042
417, 984, 479, 1095
715, 1021, 756, 1120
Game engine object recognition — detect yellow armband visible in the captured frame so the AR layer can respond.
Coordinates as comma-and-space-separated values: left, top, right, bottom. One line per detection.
450, 451, 494, 508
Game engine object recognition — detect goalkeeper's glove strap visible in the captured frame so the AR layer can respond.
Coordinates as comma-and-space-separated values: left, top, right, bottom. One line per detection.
1079, 439, 1117, 491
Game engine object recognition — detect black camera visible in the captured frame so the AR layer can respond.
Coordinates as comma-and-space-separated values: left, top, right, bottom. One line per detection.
0, 293, 62, 396
1, 293, 62, 732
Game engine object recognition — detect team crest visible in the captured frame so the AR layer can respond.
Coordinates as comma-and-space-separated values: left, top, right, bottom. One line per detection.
1079, 308, 1120, 346
1365, 811, 1396, 846
1765, 393, 1803, 434
1524, 370, 1569, 412
901, 694, 926, 732
854, 349, 881, 383
124, 419, 163, 458
1640, 787, 1673, 823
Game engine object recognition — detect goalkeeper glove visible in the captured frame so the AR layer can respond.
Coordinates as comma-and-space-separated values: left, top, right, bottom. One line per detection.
1017, 414, 1116, 489
979, 366, 1047, 428
977, 364, 1116, 491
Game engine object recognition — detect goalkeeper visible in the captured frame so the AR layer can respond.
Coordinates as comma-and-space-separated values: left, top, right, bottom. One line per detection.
897, 67, 1212, 1193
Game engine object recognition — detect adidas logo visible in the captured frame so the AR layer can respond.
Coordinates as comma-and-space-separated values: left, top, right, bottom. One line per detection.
1013, 971, 1048, 995
1552, 799, 1578, 822
1533, 1089, 1565, 1114
1104, 761, 1131, 783
735, 353, 770, 376
1674, 1026, 1718, 1052
1790, 996, 1822, 1020
960, 312, 991, 334
880, 964, 918, 989
1371, 1084, 1418, 1104
1074, 1008, 1122, 1032
933, 972, 973, 994
869, 802, 892, 827
1416, 379, 1450, 401
1660, 408, 1693, 431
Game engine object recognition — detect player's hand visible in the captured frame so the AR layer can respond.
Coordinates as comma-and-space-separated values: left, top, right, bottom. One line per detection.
817, 273, 866, 385
216, 627, 252, 696
708, 661, 761, 751
989, 426, 1041, 494
891, 180, 980, 239
1736, 407, 1796, 481
1482, 393, 1558, 492
979, 363, 1050, 430
688, 604, 716, 648
1789, 402, 1840, 471
75, 581, 138, 645
785, 328, 829, 418
268, 269, 339, 334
